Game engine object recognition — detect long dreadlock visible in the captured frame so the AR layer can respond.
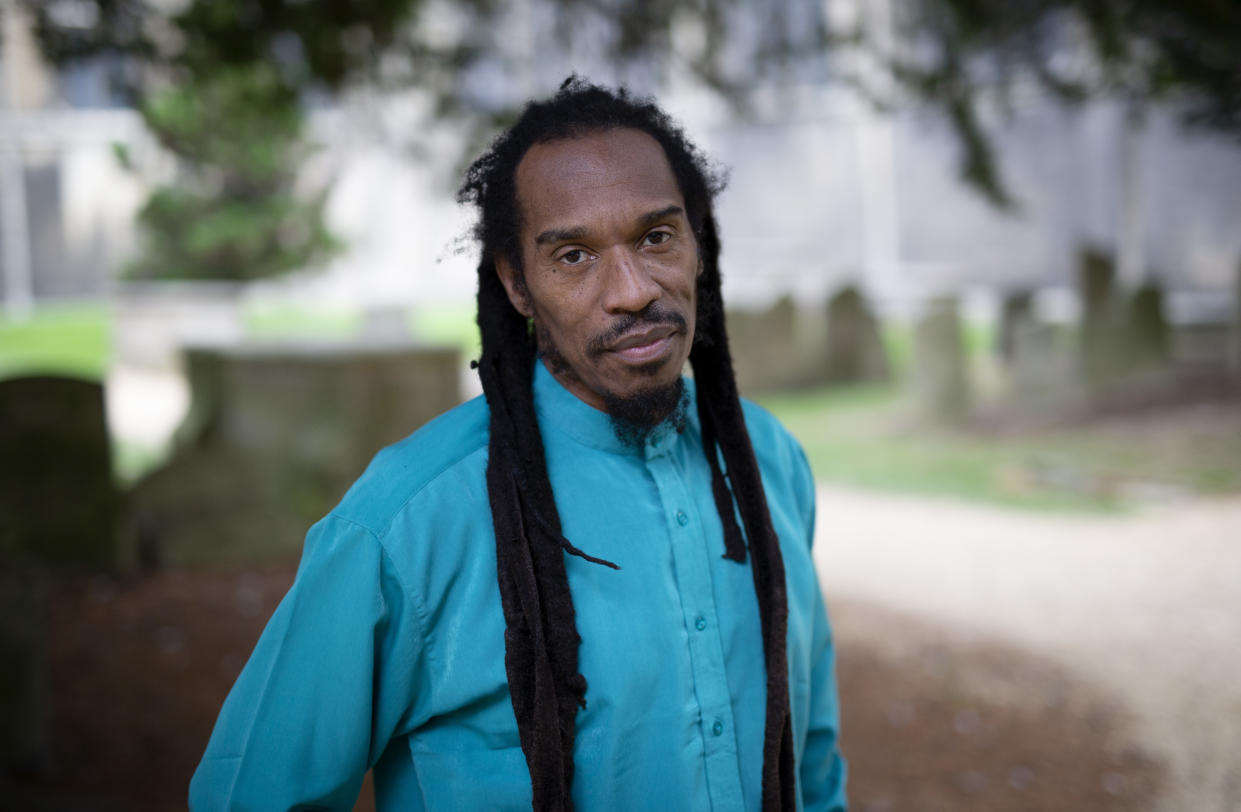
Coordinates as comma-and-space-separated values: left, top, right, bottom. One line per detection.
458, 77, 794, 812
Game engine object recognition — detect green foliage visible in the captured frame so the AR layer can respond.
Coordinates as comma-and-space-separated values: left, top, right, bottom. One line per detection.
23, 1, 401, 283
127, 181, 338, 282
122, 63, 340, 282
884, 0, 1241, 204
23, 0, 1241, 215
140, 65, 302, 179
27, 0, 423, 93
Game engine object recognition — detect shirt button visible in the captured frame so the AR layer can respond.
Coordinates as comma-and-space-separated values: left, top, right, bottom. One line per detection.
711, 720, 724, 737
676, 510, 688, 526
694, 616, 706, 631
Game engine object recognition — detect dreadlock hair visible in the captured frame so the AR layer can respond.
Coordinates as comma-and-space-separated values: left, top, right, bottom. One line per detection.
458, 76, 794, 812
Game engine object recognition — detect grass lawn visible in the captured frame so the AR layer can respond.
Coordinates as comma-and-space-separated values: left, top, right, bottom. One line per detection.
409, 303, 482, 359
0, 303, 111, 380
7, 303, 1237, 511
242, 302, 482, 359
757, 383, 1241, 512
242, 304, 362, 339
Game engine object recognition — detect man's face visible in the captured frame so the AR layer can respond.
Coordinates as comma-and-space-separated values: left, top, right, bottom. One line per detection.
496, 127, 700, 414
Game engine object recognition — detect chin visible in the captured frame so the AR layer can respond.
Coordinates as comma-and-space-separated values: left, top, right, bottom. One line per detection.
603, 376, 689, 445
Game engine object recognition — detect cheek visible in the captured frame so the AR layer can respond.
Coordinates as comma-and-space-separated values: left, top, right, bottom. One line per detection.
532, 302, 594, 357
531, 288, 599, 338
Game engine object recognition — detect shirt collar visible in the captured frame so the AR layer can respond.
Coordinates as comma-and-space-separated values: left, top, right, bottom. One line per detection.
532, 359, 690, 458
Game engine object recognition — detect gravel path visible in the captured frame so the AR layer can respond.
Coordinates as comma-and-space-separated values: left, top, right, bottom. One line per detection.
812, 486, 1241, 812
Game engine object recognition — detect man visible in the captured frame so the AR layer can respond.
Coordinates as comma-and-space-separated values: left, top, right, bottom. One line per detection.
191, 77, 847, 811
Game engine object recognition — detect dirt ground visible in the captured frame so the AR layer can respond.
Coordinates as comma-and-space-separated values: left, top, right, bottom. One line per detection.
8, 561, 1161, 811
814, 486, 1241, 812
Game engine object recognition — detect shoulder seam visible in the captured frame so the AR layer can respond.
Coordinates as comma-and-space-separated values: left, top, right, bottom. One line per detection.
373, 522, 437, 742
318, 513, 440, 746
333, 441, 489, 542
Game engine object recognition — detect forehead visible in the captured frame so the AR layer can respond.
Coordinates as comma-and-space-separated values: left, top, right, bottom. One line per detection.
513, 128, 684, 236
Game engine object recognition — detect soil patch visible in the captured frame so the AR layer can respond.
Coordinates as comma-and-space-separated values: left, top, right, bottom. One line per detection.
832, 597, 1163, 811
8, 566, 1163, 810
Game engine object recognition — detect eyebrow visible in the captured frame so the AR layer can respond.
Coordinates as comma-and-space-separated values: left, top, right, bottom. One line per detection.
534, 226, 587, 246
533, 204, 685, 246
637, 204, 684, 228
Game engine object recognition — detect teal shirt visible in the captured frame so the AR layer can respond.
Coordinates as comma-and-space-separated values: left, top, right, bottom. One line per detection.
190, 363, 846, 811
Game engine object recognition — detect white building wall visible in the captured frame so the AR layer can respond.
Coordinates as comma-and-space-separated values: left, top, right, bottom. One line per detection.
3, 19, 1240, 318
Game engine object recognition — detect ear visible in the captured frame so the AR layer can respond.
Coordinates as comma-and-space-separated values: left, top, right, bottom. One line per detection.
495, 255, 533, 318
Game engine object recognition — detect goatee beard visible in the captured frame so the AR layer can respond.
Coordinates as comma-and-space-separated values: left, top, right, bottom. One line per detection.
603, 378, 688, 449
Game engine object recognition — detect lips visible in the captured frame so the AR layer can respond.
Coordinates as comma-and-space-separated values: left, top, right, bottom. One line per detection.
607, 325, 678, 363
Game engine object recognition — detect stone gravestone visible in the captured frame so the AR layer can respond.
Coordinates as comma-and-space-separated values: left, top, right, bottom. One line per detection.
130, 341, 462, 565
914, 297, 971, 423
1126, 282, 1170, 372
998, 290, 1033, 364
0, 375, 119, 777
823, 285, 889, 385
1078, 247, 1122, 384
1231, 260, 1241, 378
726, 296, 803, 393
0, 567, 50, 776
0, 376, 120, 568
999, 290, 1075, 398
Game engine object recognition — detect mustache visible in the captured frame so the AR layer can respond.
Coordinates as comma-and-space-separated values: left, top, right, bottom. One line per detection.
587, 305, 688, 359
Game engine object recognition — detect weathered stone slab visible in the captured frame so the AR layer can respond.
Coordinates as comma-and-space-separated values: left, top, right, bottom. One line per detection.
1077, 247, 1129, 385
1126, 282, 1171, 375
727, 290, 891, 393
999, 290, 1076, 398
130, 341, 461, 565
998, 290, 1034, 364
0, 566, 50, 775
1231, 260, 1241, 377
1076, 248, 1174, 386
0, 375, 121, 569
726, 296, 802, 393
914, 297, 971, 423
823, 286, 889, 385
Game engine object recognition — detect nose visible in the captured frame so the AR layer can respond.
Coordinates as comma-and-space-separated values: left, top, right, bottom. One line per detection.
600, 248, 661, 314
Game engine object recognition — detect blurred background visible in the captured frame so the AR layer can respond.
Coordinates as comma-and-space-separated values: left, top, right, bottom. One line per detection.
1, 0, 1238, 809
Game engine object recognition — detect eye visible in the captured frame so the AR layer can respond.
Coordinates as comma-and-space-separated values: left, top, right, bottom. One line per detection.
642, 229, 673, 247
558, 248, 594, 266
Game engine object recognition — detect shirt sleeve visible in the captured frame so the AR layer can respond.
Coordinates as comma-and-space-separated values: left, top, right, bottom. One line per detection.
189, 513, 427, 811
794, 443, 848, 812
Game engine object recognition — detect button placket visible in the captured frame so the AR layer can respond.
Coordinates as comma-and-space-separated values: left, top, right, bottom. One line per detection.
645, 442, 745, 804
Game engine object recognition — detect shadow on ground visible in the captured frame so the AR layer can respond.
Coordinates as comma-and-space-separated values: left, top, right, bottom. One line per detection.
8, 566, 1162, 811
831, 597, 1162, 811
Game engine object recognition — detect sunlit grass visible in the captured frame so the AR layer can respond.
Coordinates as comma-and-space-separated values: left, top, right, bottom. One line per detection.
409, 303, 480, 359
240, 301, 484, 359
0, 303, 112, 381
757, 382, 1241, 513
8, 302, 1237, 512
242, 303, 362, 338
112, 439, 173, 487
